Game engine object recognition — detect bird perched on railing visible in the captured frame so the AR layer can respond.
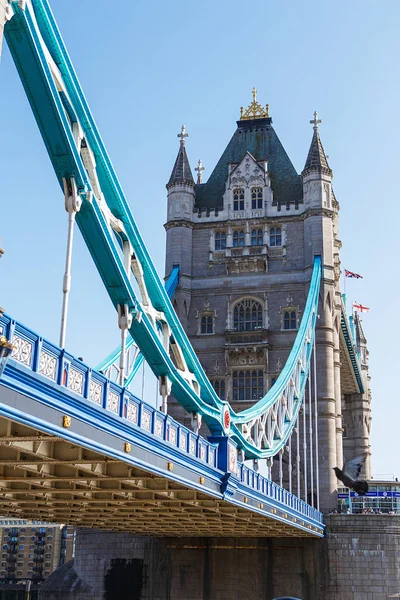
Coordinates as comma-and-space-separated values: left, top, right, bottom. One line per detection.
333, 455, 369, 495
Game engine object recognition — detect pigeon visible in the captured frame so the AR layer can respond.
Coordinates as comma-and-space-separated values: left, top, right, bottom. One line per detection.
333, 455, 369, 495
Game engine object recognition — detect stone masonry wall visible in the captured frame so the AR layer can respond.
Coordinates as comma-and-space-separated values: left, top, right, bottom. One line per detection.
40, 516, 400, 600
324, 515, 400, 599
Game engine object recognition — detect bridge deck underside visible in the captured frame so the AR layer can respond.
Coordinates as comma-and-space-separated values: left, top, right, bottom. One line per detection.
0, 416, 315, 538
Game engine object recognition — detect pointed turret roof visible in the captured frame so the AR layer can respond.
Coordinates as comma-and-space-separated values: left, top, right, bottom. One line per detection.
302, 112, 332, 176
167, 125, 194, 188
195, 91, 303, 209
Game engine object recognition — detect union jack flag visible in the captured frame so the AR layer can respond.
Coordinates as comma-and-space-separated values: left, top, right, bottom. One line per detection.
345, 269, 363, 279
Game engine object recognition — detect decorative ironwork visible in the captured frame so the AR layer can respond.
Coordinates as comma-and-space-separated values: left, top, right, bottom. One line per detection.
209, 447, 215, 465
126, 401, 138, 423
155, 418, 163, 437
179, 432, 187, 451
200, 444, 207, 462
169, 426, 177, 445
107, 390, 119, 414
189, 437, 196, 456
39, 351, 57, 381
11, 335, 32, 367
141, 410, 151, 431
89, 380, 102, 405
68, 367, 83, 395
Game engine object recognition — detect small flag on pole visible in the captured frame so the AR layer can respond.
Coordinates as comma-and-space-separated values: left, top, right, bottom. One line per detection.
353, 303, 370, 313
345, 269, 363, 279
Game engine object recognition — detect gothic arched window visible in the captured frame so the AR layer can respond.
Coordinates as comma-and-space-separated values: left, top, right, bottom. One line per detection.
270, 226, 282, 247
232, 369, 264, 401
213, 379, 225, 400
284, 310, 297, 330
201, 315, 213, 334
233, 188, 245, 211
215, 231, 226, 250
251, 187, 263, 209
251, 228, 263, 246
233, 230, 245, 247
233, 299, 263, 331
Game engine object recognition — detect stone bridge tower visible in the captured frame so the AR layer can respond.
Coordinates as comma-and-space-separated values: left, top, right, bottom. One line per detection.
165, 91, 372, 512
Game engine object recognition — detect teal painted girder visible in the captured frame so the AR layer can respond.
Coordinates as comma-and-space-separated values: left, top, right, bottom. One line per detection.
95, 266, 180, 386
340, 301, 364, 394
4, 1, 321, 458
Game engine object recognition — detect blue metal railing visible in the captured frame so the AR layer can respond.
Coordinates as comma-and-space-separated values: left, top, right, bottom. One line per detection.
0, 312, 323, 530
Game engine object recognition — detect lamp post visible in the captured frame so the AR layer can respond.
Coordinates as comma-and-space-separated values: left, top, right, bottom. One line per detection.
0, 335, 13, 378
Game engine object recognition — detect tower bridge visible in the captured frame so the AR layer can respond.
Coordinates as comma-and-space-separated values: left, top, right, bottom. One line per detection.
0, 1, 389, 599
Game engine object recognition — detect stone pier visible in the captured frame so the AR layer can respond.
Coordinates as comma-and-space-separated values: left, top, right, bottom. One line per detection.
40, 516, 400, 600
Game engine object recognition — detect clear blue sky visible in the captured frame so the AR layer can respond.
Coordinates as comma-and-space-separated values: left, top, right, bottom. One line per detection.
0, 0, 398, 477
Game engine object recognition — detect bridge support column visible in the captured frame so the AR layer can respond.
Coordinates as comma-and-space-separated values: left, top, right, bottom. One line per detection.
315, 291, 337, 512
333, 324, 343, 470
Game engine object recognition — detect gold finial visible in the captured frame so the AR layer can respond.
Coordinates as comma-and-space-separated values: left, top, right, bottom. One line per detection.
240, 88, 270, 121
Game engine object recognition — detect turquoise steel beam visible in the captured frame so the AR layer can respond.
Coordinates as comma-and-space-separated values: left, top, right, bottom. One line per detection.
95, 266, 180, 386
3, 0, 322, 458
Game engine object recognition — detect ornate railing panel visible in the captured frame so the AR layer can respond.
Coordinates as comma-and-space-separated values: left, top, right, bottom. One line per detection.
0, 312, 323, 530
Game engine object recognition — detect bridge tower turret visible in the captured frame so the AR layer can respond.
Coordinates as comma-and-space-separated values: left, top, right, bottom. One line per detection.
302, 112, 341, 510
165, 125, 195, 329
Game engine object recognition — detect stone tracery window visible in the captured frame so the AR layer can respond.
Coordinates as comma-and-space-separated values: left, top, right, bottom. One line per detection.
233, 188, 245, 211
283, 310, 297, 330
251, 187, 263, 209
201, 315, 213, 334
212, 379, 225, 400
233, 299, 263, 331
215, 231, 226, 250
251, 228, 263, 246
270, 226, 282, 246
233, 230, 245, 247
232, 369, 264, 401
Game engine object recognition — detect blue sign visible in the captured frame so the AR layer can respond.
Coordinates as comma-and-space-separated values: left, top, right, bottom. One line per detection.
338, 491, 400, 499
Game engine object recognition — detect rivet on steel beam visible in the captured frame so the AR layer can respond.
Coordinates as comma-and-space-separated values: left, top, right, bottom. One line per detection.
124, 442, 131, 453
63, 416, 71, 428
167, 462, 173, 471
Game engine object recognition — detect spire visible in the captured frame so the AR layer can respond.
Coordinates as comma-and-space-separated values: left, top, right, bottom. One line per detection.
167, 125, 195, 188
302, 111, 332, 176
195, 159, 205, 184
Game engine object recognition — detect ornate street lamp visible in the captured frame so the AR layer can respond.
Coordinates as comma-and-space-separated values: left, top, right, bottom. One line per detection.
0, 335, 13, 378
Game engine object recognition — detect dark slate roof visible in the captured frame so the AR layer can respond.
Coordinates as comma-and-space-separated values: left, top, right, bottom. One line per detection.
194, 117, 303, 209
167, 144, 194, 188
302, 128, 332, 175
